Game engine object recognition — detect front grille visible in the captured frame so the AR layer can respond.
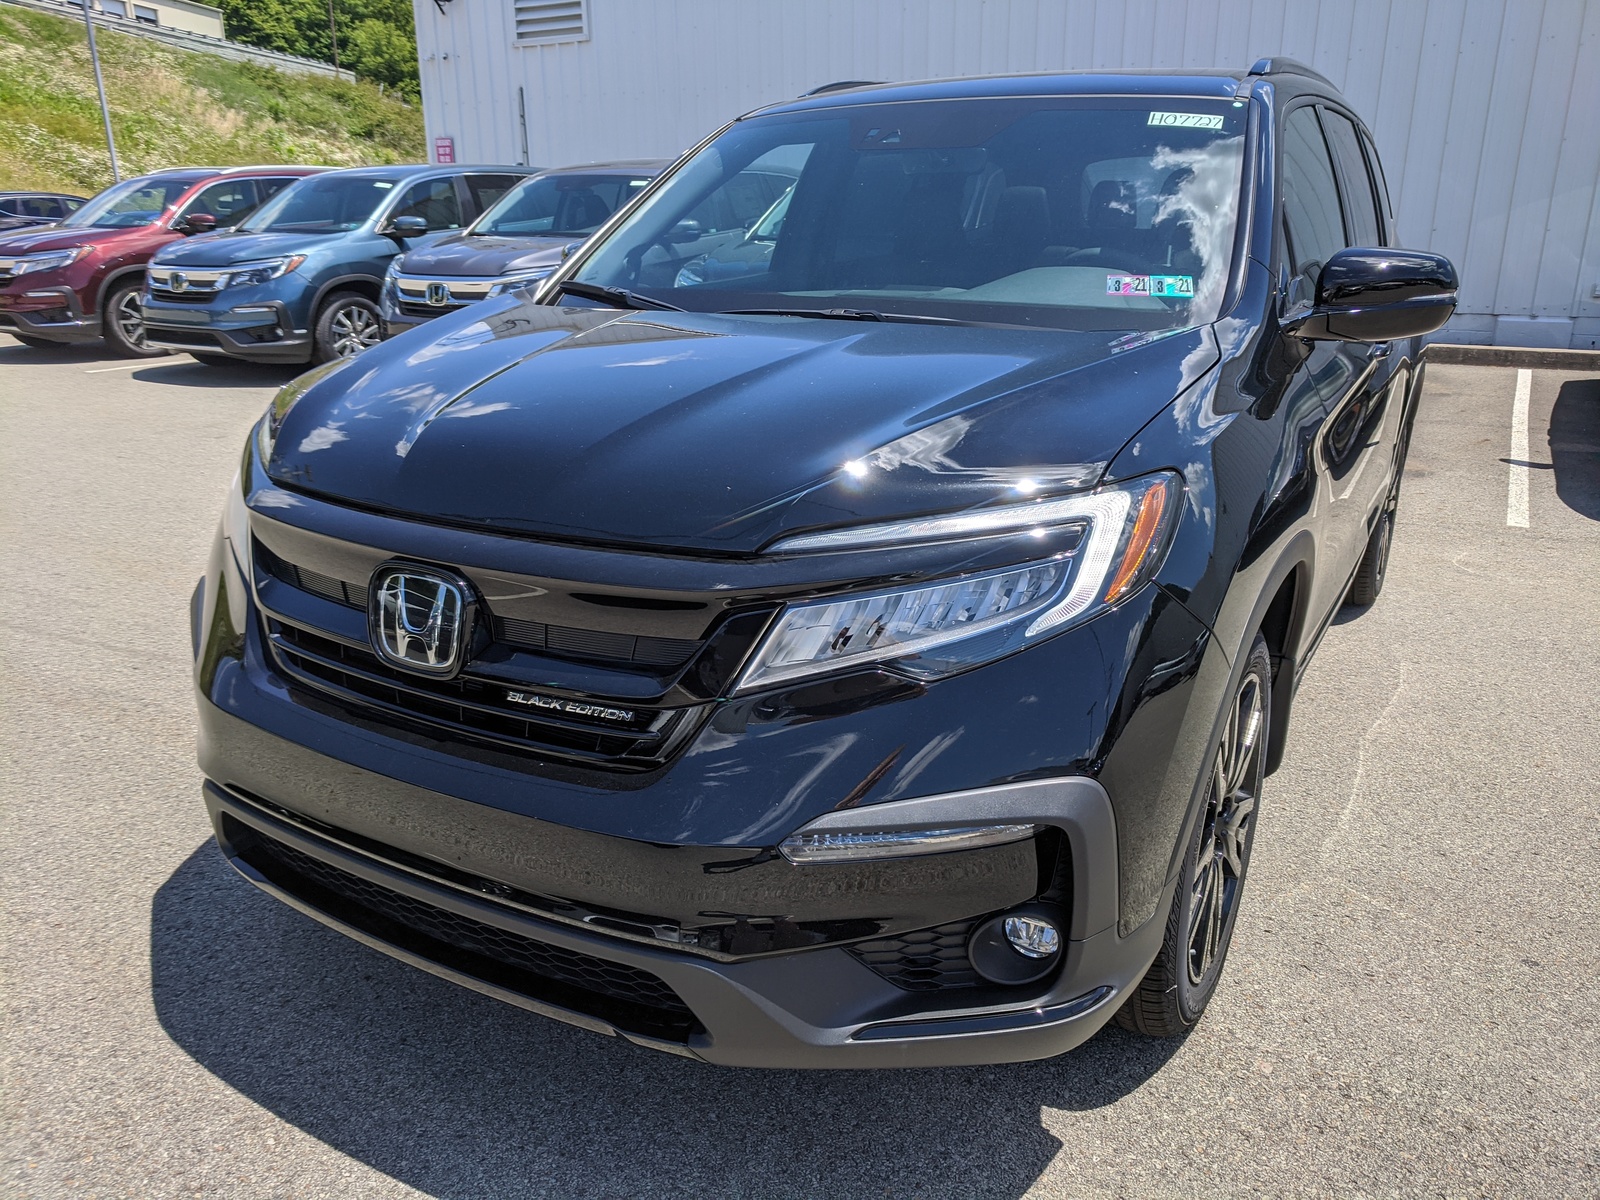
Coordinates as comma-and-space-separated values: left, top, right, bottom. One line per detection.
228, 816, 701, 1042
848, 920, 984, 991
266, 619, 692, 766
398, 300, 456, 319
255, 538, 701, 670
148, 288, 217, 303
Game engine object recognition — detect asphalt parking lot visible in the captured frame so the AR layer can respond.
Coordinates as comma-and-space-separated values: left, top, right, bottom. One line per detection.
1, 333, 1596, 1198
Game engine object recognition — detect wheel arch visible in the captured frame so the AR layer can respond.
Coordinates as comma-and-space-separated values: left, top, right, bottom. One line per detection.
96, 263, 151, 314
311, 274, 383, 314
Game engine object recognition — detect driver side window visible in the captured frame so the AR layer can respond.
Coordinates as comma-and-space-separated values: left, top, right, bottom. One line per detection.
1280, 106, 1346, 301
182, 180, 259, 228
390, 178, 463, 232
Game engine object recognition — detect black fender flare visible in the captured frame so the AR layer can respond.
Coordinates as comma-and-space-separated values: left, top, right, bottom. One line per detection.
309, 274, 384, 323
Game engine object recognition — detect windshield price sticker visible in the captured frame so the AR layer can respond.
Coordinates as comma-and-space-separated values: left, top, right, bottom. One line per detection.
1147, 111, 1225, 129
1107, 274, 1195, 298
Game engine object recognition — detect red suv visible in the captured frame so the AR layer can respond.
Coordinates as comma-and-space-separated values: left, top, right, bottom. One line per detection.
0, 165, 322, 356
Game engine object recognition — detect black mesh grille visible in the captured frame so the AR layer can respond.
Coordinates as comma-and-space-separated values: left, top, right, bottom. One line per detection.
265, 618, 691, 766
229, 817, 701, 1042
848, 920, 984, 991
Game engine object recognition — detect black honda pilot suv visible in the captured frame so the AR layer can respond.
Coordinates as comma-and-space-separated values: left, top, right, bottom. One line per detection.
194, 60, 1457, 1067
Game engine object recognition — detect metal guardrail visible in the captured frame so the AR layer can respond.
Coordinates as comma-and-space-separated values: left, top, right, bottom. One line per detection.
0, 0, 356, 79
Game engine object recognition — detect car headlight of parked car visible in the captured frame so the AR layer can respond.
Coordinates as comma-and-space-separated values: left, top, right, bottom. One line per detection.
737, 472, 1181, 692
11, 246, 91, 275
224, 255, 306, 289
487, 268, 553, 297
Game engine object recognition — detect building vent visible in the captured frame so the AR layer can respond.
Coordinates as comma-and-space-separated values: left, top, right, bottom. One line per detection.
514, 0, 588, 45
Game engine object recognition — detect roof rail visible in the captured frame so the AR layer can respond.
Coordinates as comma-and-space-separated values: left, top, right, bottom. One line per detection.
802, 80, 884, 97
1244, 56, 1337, 88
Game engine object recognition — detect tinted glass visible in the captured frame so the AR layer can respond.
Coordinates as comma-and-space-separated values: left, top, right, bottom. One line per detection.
575, 97, 1248, 331
0, 199, 18, 216
465, 173, 526, 215
58, 176, 191, 229
1359, 129, 1393, 229
180, 179, 258, 227
257, 177, 300, 204
242, 174, 400, 233
474, 173, 656, 237
390, 177, 463, 231
1319, 110, 1382, 247
1280, 106, 1345, 291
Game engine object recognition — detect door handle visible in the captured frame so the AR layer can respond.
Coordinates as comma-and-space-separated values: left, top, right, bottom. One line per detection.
1367, 341, 1391, 359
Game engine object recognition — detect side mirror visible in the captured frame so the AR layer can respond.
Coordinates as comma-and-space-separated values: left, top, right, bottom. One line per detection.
386, 215, 429, 239
177, 212, 217, 236
665, 219, 703, 243
1286, 248, 1458, 343
560, 241, 582, 261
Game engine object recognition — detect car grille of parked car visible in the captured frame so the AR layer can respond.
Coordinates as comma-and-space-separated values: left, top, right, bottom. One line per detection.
847, 920, 985, 990
145, 267, 227, 302
224, 814, 702, 1044
394, 275, 494, 319
253, 540, 707, 769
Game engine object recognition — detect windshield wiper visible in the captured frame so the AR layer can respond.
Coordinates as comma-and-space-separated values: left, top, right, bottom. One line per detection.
549, 280, 683, 311
721, 307, 966, 326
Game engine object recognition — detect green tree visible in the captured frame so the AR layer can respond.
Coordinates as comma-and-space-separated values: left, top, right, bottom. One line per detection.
215, 0, 418, 98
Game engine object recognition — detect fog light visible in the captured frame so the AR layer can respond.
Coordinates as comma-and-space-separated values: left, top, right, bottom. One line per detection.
967, 903, 1066, 985
1003, 915, 1061, 959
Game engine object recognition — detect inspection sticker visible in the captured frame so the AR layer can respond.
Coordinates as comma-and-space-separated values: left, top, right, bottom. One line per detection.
1106, 275, 1195, 298
1147, 111, 1224, 129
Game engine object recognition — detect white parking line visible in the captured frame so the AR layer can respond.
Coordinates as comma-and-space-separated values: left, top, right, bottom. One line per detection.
1507, 368, 1531, 528
84, 361, 150, 373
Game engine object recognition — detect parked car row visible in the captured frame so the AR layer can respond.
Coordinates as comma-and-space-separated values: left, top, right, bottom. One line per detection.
0, 158, 719, 364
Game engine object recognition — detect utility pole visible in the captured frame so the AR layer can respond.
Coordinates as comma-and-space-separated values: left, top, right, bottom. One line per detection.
81, 0, 121, 182
326, 0, 340, 71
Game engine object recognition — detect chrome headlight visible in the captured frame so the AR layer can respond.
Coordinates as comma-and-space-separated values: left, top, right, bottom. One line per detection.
225, 255, 305, 289
13, 246, 90, 275
487, 268, 553, 296
736, 473, 1180, 693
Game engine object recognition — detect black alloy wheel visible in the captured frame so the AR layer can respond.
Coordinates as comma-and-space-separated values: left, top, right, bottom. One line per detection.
103, 280, 165, 357
1116, 633, 1271, 1037
1346, 509, 1394, 607
314, 292, 383, 363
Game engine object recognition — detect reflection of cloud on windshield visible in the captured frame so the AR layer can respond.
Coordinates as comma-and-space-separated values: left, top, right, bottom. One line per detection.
1153, 135, 1244, 318
298, 421, 346, 452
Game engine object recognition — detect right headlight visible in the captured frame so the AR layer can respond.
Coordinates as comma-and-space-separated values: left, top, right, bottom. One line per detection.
735, 472, 1180, 693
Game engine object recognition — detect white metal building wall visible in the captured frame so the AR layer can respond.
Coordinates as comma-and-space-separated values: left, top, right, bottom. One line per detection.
413, 0, 1600, 349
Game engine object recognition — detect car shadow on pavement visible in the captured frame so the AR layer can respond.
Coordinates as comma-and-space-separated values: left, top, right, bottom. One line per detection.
1549, 377, 1600, 522
0, 341, 117, 367
130, 360, 303, 389
152, 842, 1182, 1200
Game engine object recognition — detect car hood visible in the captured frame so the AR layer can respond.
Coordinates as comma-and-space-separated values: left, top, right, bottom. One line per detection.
152, 229, 339, 267
0, 224, 149, 254
398, 234, 570, 276
266, 299, 1218, 553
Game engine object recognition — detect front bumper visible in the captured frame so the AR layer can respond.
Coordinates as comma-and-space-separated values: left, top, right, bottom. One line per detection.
201, 718, 1163, 1067
142, 296, 312, 363
0, 284, 100, 343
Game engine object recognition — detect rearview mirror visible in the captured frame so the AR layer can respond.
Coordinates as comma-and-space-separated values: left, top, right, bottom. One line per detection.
176, 212, 217, 235
1287, 248, 1458, 343
386, 215, 429, 239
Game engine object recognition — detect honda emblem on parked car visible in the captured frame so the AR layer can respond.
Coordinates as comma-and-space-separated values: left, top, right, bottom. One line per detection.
169, 272, 188, 293
368, 563, 475, 677
426, 281, 450, 307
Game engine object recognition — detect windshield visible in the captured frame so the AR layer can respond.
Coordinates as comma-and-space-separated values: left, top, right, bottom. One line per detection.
57, 176, 192, 229
241, 174, 399, 233
474, 172, 656, 238
571, 96, 1247, 331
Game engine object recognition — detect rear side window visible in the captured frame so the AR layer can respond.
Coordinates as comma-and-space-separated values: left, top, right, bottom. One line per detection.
464, 173, 525, 216
1319, 110, 1383, 247
1280, 106, 1346, 294
391, 177, 463, 231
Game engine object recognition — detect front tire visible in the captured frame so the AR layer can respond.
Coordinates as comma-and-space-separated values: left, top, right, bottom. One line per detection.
102, 280, 165, 357
1346, 509, 1393, 607
1115, 633, 1271, 1037
313, 292, 382, 363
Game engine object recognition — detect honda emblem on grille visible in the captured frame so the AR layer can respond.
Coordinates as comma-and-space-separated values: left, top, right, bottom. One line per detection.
368, 563, 476, 677
426, 281, 450, 307
169, 272, 188, 293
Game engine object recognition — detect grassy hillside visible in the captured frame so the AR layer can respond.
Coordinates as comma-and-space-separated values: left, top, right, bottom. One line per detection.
0, 2, 423, 195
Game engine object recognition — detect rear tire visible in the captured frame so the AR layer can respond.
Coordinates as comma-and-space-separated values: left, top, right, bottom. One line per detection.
1115, 634, 1272, 1038
1346, 510, 1393, 607
313, 291, 382, 363
102, 280, 165, 357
